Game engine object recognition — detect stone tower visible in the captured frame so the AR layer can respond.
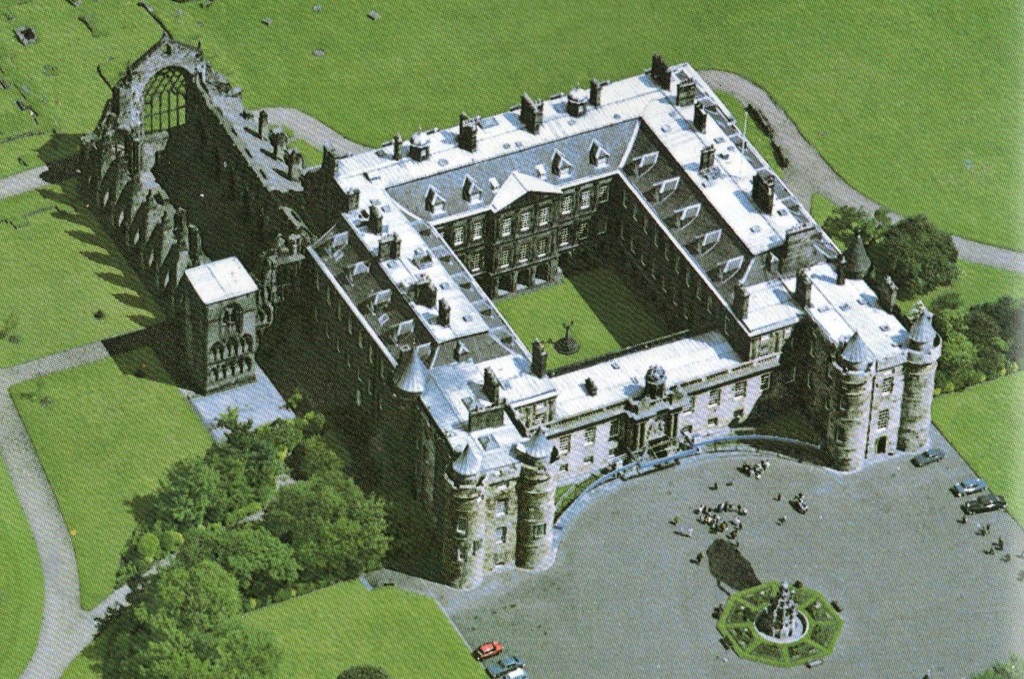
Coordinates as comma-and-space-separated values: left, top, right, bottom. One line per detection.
827, 332, 875, 471
515, 428, 556, 570
899, 303, 941, 453
442, 444, 487, 589
756, 581, 804, 641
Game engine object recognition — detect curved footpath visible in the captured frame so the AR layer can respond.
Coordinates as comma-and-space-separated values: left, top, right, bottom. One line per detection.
698, 70, 1024, 274
0, 343, 117, 679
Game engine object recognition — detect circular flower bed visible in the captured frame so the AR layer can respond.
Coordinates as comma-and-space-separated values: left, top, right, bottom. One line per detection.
716, 581, 843, 667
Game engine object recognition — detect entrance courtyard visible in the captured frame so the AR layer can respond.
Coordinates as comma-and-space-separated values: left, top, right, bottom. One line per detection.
434, 434, 1024, 678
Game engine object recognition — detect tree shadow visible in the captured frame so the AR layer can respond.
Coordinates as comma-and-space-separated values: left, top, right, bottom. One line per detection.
706, 538, 760, 592
126, 491, 159, 526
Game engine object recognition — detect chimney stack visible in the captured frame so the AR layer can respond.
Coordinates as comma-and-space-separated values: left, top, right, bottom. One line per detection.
368, 204, 384, 233
438, 297, 451, 326
520, 94, 544, 133
879, 275, 899, 313
796, 269, 813, 308
458, 113, 478, 152
380, 233, 401, 260
269, 127, 286, 160
589, 78, 605, 107
732, 284, 750, 319
835, 255, 847, 286
409, 131, 430, 161
392, 133, 403, 160
693, 101, 708, 133
322, 144, 338, 174
415, 277, 438, 307
483, 367, 501, 404
531, 338, 548, 377
187, 224, 202, 261
699, 145, 715, 174
752, 170, 775, 213
258, 110, 269, 139
567, 88, 588, 117
173, 207, 188, 240
285, 149, 303, 180
341, 186, 360, 212
676, 77, 697, 106
651, 53, 672, 90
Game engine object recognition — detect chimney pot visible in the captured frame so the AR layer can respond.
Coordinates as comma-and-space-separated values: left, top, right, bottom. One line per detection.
693, 101, 708, 133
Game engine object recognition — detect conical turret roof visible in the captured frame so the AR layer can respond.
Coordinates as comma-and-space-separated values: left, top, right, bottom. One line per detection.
394, 347, 427, 394
907, 304, 937, 347
840, 331, 874, 368
451, 444, 482, 479
522, 427, 553, 461
842, 232, 872, 279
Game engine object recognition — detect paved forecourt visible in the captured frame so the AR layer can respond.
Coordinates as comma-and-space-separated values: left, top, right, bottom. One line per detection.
437, 439, 1024, 679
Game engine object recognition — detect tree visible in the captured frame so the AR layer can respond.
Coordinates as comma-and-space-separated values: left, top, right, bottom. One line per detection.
867, 214, 958, 298
150, 458, 219, 531
972, 656, 1024, 679
288, 434, 345, 480
264, 472, 390, 584
100, 561, 280, 679
177, 525, 299, 601
338, 667, 393, 679
821, 205, 887, 247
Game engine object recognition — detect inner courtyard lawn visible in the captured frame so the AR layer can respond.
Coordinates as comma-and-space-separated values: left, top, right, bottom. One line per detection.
932, 372, 1024, 523
242, 580, 484, 679
2, 1, 1019, 249
0, 462, 44, 679
11, 347, 211, 609
0, 185, 163, 368
496, 267, 679, 371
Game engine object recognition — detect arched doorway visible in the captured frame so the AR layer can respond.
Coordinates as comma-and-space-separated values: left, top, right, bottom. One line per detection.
143, 68, 188, 133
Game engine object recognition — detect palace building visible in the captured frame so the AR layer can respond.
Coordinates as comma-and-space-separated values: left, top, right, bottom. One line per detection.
81, 37, 940, 588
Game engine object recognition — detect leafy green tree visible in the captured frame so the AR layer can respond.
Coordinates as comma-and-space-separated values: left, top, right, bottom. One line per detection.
972, 655, 1023, 679
101, 560, 279, 679
867, 214, 958, 298
936, 329, 981, 390
150, 458, 220, 531
288, 434, 345, 480
178, 525, 299, 601
965, 308, 1011, 379
264, 472, 390, 584
821, 205, 888, 247
339, 667, 393, 679
975, 296, 1024, 362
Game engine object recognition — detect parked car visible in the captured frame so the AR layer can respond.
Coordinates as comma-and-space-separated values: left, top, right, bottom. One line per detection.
953, 478, 988, 496
485, 656, 525, 678
473, 641, 504, 661
911, 449, 945, 467
502, 670, 529, 679
963, 494, 1007, 515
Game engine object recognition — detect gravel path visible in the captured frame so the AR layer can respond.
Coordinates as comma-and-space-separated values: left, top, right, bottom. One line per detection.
263, 108, 371, 158
699, 69, 1024, 271
0, 342, 110, 679
0, 166, 49, 202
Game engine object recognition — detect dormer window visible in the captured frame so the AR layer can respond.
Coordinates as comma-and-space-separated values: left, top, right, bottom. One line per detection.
425, 186, 446, 215
551, 150, 573, 178
653, 177, 680, 201
634, 151, 659, 175
462, 176, 482, 204
721, 255, 744, 280
700, 229, 722, 252
589, 140, 610, 167
675, 203, 701, 227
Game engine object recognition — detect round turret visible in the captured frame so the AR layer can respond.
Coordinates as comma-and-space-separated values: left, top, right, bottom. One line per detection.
899, 303, 942, 453
841, 232, 872, 280
520, 427, 554, 462
394, 347, 427, 396
443, 441, 487, 589
515, 457, 555, 570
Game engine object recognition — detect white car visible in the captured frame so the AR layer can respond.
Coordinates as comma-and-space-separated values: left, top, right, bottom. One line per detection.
953, 478, 987, 496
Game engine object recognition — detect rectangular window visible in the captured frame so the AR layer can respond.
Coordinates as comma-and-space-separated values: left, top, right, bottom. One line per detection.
517, 243, 530, 263
472, 539, 482, 555
559, 434, 571, 452
452, 225, 466, 246
532, 523, 547, 538
609, 418, 622, 440
495, 499, 508, 517
579, 189, 593, 211
559, 227, 570, 246
577, 221, 589, 241
878, 409, 890, 428
536, 237, 550, 257
598, 182, 610, 203
760, 373, 771, 391
496, 526, 508, 544
622, 192, 629, 208
882, 375, 895, 393
709, 388, 721, 406
583, 455, 595, 464
561, 195, 573, 215
584, 427, 596, 445
468, 251, 482, 272
596, 214, 608, 234
471, 219, 484, 241
500, 216, 513, 237
519, 211, 532, 232
538, 205, 551, 226
680, 395, 693, 413
734, 381, 747, 398
499, 248, 512, 268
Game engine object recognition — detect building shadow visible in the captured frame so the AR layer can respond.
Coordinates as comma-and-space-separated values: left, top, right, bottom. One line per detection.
706, 538, 760, 592
102, 324, 186, 389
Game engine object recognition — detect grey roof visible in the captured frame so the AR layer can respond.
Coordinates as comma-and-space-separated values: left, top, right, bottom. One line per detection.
907, 306, 937, 347
522, 427, 553, 461
394, 347, 428, 394
842, 233, 872, 279
451, 443, 483, 478
839, 331, 874, 368
184, 257, 257, 304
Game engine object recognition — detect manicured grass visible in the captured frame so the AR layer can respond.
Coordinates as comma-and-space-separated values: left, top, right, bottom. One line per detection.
495, 267, 678, 371
242, 580, 485, 679
4, 1, 1019, 250
0, 462, 44, 678
0, 184, 163, 367
932, 372, 1024, 523
900, 261, 1024, 312
715, 92, 783, 175
810, 193, 838, 226
11, 348, 211, 609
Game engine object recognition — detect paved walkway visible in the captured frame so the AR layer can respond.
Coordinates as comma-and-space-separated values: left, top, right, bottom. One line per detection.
0, 343, 111, 679
263, 108, 371, 158
699, 70, 1024, 272
0, 166, 49, 202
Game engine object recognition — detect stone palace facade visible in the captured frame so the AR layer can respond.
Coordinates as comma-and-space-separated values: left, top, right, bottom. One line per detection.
81, 37, 940, 588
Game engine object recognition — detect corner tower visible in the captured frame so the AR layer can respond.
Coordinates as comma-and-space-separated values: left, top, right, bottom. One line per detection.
898, 303, 941, 453
827, 332, 875, 471
515, 428, 556, 570
442, 445, 487, 589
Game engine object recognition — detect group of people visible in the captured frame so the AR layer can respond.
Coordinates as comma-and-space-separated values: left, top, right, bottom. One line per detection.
739, 459, 771, 479
693, 503, 745, 540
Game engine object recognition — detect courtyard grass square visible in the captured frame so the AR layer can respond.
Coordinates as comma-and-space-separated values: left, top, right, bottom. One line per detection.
0, 185, 163, 368
11, 347, 211, 609
495, 266, 680, 371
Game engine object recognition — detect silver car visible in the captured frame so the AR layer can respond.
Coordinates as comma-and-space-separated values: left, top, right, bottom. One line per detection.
954, 478, 987, 496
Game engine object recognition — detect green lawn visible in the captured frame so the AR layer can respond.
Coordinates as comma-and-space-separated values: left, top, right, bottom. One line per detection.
496, 267, 678, 371
901, 261, 1024, 311
0, 461, 44, 678
0, 185, 163, 367
11, 348, 211, 609
2, 1, 1019, 249
715, 92, 783, 175
243, 580, 484, 679
810, 193, 838, 226
932, 372, 1024, 523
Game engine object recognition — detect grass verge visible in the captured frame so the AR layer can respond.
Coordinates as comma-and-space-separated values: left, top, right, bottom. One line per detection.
0, 460, 44, 678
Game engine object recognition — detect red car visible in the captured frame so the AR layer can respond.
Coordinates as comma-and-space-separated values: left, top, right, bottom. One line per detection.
473, 641, 503, 661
